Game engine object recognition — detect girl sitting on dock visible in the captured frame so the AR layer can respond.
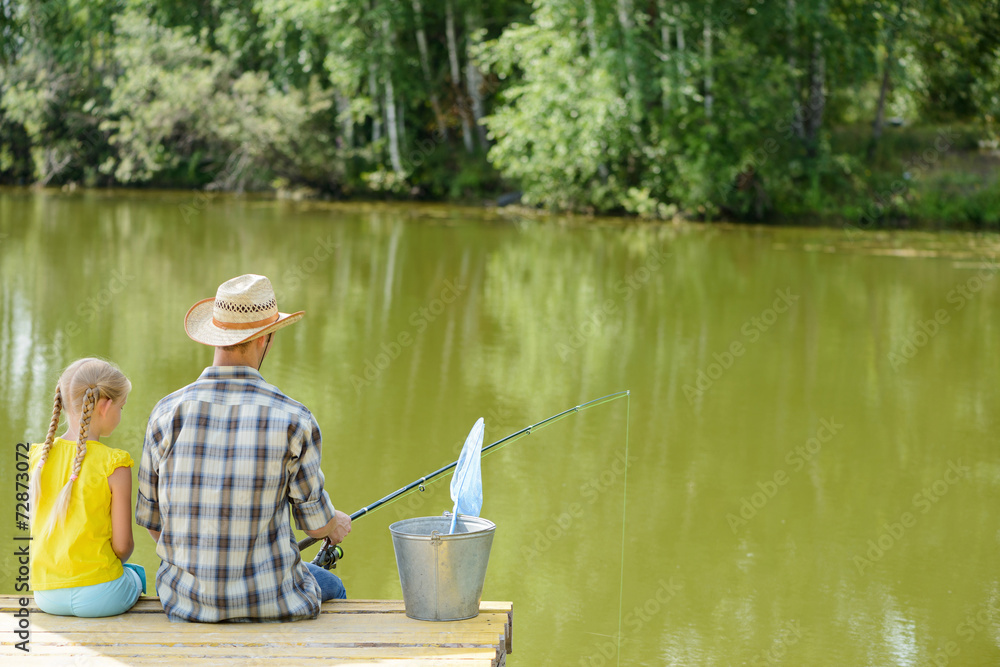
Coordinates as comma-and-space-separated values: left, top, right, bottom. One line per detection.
28, 358, 146, 617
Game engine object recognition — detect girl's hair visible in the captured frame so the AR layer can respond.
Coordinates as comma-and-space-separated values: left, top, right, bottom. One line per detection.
29, 358, 131, 536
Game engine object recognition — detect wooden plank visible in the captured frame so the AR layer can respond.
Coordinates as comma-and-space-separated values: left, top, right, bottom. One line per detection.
23, 612, 508, 633
4, 650, 501, 666
17, 629, 503, 655
5, 657, 495, 667
0, 596, 513, 615
505, 607, 513, 655
8, 648, 502, 665
4, 649, 502, 666
23, 621, 507, 646
16, 644, 499, 659
18, 648, 501, 663
0, 595, 512, 665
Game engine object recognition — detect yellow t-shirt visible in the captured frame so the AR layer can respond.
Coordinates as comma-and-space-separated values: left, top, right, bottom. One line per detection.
28, 438, 134, 590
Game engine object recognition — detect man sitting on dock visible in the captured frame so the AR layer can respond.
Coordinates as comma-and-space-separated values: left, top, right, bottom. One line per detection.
136, 274, 351, 622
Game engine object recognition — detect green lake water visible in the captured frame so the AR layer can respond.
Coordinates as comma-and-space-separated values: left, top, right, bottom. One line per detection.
1, 188, 998, 665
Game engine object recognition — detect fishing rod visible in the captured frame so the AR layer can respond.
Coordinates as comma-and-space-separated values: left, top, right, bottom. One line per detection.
299, 390, 629, 569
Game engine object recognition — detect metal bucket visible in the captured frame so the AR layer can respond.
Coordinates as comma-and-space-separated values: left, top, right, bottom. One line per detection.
389, 515, 496, 621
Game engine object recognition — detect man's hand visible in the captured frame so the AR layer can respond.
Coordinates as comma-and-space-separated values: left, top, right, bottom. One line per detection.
326, 510, 352, 544
305, 510, 352, 544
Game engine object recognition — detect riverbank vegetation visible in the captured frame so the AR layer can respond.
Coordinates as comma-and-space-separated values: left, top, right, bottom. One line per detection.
1, 1, 999, 228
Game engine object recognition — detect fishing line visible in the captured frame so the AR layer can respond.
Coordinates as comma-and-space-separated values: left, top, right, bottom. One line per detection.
615, 391, 631, 667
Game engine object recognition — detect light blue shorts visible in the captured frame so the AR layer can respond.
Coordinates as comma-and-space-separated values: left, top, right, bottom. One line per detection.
34, 563, 146, 617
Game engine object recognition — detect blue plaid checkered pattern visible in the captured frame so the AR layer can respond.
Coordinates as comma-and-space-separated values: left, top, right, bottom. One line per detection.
136, 366, 336, 622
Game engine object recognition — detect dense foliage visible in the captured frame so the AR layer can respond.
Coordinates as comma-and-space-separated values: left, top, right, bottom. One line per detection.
1, 0, 999, 226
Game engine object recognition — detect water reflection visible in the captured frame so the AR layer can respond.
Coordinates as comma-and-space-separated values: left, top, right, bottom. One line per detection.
0, 189, 997, 665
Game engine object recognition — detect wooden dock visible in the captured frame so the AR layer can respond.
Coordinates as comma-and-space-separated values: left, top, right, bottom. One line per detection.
0, 595, 512, 665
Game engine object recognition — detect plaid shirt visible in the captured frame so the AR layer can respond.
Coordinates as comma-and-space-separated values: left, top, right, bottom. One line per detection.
136, 366, 336, 622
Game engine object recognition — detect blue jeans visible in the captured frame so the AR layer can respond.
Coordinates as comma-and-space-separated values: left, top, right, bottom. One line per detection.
305, 563, 346, 601
34, 564, 146, 617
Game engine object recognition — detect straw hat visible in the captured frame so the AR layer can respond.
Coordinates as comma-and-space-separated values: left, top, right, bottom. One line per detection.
184, 274, 304, 346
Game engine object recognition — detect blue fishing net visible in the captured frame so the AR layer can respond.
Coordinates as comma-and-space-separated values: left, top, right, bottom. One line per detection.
449, 417, 484, 533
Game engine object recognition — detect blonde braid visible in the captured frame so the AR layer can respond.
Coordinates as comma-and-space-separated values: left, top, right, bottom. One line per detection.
29, 386, 63, 529
45, 386, 96, 536
73, 386, 96, 479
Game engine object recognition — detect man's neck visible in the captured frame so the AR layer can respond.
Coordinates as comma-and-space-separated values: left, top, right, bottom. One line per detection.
213, 349, 259, 368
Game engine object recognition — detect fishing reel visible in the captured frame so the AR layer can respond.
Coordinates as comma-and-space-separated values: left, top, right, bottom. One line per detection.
312, 542, 344, 570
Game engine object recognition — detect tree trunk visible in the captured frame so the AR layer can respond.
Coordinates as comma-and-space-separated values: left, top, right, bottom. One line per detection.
868, 47, 893, 161
465, 9, 489, 148
868, 2, 906, 161
446, 0, 474, 153
616, 0, 642, 124
411, 0, 449, 140
588, 0, 609, 180
368, 61, 382, 145
382, 17, 404, 175
398, 99, 406, 150
385, 76, 404, 175
703, 2, 713, 119
787, 0, 805, 140
804, 30, 825, 159
657, 0, 671, 112
675, 3, 687, 111
584, 0, 600, 56
335, 90, 354, 149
